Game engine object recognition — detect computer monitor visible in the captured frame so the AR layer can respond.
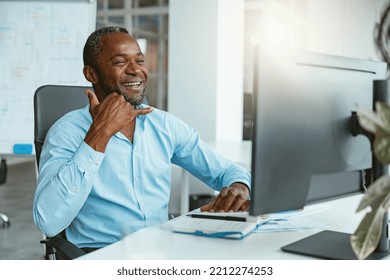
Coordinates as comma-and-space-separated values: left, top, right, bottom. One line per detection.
249, 47, 388, 259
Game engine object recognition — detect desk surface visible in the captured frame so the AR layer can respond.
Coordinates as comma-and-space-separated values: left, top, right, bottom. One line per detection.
78, 194, 388, 260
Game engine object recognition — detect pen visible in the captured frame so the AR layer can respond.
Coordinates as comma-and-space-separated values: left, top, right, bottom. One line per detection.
187, 213, 247, 222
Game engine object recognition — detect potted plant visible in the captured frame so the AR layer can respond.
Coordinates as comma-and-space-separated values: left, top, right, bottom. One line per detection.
350, 101, 390, 259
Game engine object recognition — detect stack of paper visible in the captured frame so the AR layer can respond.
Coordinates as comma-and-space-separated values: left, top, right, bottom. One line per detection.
255, 203, 331, 232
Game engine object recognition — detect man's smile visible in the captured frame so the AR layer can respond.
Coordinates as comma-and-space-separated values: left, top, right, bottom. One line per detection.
122, 81, 142, 88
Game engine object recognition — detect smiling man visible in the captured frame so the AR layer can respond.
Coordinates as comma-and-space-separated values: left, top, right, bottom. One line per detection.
33, 26, 251, 252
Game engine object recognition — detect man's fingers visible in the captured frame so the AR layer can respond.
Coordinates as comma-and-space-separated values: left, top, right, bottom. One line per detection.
211, 187, 237, 212
217, 193, 236, 212
134, 106, 154, 116
200, 199, 249, 213
239, 200, 250, 211
206, 187, 249, 213
230, 197, 248, 212
85, 89, 99, 108
200, 203, 211, 212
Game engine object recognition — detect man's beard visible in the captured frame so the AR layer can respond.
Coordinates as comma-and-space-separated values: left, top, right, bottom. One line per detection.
120, 90, 145, 107
100, 83, 145, 107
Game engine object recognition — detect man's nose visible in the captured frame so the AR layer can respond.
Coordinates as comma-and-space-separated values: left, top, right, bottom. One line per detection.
125, 63, 142, 75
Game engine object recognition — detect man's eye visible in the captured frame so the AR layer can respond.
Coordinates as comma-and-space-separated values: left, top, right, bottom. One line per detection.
113, 60, 125, 65
137, 60, 145, 64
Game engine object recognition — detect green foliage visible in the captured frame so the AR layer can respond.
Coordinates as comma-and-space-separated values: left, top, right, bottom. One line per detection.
351, 102, 390, 259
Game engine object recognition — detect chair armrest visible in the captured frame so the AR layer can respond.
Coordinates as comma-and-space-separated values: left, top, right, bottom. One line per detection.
40, 237, 86, 260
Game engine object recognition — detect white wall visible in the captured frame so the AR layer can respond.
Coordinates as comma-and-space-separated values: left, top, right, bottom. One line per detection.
304, 0, 389, 61
168, 0, 245, 142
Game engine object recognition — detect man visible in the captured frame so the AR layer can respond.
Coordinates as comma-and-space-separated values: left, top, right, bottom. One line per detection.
33, 26, 250, 251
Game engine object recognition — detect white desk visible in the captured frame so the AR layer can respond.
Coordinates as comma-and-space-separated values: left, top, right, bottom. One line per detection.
79, 194, 388, 260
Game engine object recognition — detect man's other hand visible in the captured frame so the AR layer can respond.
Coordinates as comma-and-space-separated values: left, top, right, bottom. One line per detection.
200, 183, 249, 213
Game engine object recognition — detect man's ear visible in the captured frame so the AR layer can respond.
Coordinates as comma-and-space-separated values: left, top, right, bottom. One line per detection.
83, 66, 98, 84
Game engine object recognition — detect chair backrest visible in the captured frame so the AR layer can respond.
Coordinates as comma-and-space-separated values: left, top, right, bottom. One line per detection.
34, 85, 91, 166
34, 85, 91, 259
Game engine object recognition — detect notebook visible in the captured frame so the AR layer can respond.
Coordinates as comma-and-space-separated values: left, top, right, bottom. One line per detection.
162, 212, 270, 240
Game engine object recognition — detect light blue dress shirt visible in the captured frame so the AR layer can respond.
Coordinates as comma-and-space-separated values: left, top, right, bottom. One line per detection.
33, 104, 251, 248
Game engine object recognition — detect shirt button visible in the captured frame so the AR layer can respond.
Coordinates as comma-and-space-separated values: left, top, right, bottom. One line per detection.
88, 158, 92, 164
95, 161, 99, 166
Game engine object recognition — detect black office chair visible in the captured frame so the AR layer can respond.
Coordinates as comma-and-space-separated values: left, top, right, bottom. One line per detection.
34, 84, 91, 260
0, 213, 9, 228
0, 158, 10, 228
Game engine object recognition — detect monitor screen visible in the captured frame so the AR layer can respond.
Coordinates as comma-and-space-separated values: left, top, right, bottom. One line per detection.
249, 47, 387, 216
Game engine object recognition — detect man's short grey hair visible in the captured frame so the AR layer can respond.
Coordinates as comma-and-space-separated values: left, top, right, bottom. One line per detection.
83, 26, 129, 68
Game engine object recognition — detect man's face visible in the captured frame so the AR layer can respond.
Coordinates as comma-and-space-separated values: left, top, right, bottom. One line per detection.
93, 32, 148, 106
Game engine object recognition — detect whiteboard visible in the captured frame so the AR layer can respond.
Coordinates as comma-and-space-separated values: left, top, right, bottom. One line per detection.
0, 0, 96, 155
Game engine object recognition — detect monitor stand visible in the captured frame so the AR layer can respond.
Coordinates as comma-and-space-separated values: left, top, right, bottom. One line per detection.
281, 230, 390, 260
